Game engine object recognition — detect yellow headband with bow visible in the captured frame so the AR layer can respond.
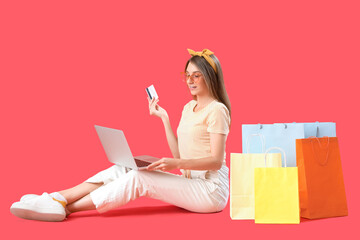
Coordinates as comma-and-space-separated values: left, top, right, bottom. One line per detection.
187, 48, 217, 73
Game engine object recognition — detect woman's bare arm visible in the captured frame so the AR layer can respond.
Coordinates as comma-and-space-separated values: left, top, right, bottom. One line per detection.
147, 133, 226, 171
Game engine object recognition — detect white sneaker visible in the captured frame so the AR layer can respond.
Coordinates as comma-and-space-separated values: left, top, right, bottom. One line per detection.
10, 192, 66, 222
20, 194, 39, 202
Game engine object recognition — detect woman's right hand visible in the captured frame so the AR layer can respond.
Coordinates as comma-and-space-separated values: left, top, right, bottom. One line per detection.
148, 97, 168, 120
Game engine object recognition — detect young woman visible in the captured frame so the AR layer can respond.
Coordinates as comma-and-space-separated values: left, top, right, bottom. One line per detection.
10, 48, 231, 221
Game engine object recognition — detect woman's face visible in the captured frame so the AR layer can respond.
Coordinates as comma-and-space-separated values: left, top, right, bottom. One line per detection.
186, 62, 210, 98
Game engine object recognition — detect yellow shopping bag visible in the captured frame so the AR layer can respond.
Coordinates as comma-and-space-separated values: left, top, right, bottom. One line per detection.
254, 147, 300, 224
230, 134, 282, 219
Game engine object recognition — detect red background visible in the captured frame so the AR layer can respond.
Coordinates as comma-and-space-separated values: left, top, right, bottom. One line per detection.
1, 1, 359, 239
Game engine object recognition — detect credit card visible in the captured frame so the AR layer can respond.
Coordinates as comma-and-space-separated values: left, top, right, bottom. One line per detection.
146, 85, 158, 99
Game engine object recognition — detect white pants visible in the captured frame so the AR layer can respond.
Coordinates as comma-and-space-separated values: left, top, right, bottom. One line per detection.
85, 165, 229, 213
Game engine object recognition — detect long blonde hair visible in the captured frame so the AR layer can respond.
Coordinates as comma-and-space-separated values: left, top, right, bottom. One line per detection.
185, 54, 231, 117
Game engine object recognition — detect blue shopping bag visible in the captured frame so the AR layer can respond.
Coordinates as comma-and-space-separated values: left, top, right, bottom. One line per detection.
303, 122, 336, 138
242, 122, 336, 167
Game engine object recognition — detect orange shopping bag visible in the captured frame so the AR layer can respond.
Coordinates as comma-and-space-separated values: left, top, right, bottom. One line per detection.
296, 137, 348, 219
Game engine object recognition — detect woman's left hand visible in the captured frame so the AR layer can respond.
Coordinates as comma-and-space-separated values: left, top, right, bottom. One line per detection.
147, 158, 179, 172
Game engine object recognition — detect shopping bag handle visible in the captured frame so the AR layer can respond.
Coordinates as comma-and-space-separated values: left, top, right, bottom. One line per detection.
264, 147, 287, 167
315, 121, 320, 137
316, 126, 319, 137
246, 134, 266, 153
308, 136, 330, 166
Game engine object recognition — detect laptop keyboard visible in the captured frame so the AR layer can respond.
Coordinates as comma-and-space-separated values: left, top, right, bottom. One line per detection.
135, 159, 151, 167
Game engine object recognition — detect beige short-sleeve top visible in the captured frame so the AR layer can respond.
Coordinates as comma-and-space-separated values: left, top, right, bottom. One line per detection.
177, 99, 231, 182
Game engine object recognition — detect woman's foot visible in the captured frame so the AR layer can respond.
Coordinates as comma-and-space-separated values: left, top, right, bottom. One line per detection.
10, 192, 66, 222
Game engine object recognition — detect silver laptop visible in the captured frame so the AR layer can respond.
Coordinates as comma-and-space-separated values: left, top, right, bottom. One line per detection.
94, 125, 160, 170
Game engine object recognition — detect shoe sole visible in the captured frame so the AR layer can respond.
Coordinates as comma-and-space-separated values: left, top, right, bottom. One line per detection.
10, 203, 65, 222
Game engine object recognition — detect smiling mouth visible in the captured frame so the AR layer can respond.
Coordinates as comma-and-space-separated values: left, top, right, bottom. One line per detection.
189, 86, 197, 90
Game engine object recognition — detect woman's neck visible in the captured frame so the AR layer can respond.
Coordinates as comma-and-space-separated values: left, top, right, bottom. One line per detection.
195, 95, 215, 108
